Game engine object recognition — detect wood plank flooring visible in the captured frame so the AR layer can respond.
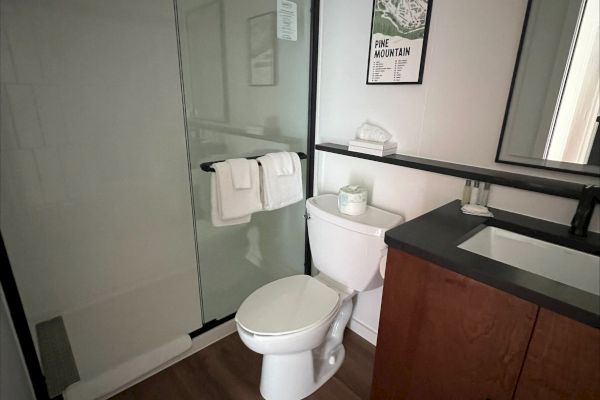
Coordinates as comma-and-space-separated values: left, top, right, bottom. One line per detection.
110, 330, 375, 400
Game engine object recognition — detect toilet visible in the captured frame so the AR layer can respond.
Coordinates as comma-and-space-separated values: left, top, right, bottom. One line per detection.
235, 194, 403, 400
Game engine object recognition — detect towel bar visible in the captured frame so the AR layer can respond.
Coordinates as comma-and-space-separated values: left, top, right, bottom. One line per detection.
200, 152, 307, 172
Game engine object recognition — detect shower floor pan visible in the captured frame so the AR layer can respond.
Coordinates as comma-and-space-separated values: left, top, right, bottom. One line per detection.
38, 269, 200, 399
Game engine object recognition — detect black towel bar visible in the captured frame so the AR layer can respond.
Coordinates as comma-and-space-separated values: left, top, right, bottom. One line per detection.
200, 152, 307, 172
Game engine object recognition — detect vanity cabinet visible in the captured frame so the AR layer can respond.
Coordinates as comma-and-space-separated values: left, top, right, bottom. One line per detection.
371, 248, 600, 400
514, 309, 600, 399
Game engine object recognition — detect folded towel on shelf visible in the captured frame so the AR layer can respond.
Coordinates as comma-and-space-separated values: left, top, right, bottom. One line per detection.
226, 158, 252, 189
258, 152, 303, 211
211, 159, 262, 226
265, 152, 294, 176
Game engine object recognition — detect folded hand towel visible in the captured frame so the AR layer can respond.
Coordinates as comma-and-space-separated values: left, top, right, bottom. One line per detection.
258, 152, 303, 211
211, 175, 251, 226
265, 152, 294, 176
461, 204, 494, 217
226, 158, 251, 189
213, 159, 262, 221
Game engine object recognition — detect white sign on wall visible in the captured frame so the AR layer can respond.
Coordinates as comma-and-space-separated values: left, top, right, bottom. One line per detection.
277, 0, 297, 41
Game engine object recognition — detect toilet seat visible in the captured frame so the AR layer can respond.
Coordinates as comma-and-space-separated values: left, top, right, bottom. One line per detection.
236, 275, 340, 336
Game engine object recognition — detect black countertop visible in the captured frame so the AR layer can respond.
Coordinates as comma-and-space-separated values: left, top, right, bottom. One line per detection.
384, 200, 600, 328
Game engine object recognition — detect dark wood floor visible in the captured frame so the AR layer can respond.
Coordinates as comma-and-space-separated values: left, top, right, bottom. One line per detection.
111, 330, 375, 400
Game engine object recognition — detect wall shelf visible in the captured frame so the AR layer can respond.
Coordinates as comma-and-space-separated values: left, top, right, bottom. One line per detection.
316, 143, 585, 200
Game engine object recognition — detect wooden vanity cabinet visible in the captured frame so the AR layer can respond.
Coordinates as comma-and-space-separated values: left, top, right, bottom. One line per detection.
514, 309, 600, 399
371, 249, 537, 399
371, 248, 600, 400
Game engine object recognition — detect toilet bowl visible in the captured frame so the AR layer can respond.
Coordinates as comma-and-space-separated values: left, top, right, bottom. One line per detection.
235, 194, 404, 400
236, 274, 353, 400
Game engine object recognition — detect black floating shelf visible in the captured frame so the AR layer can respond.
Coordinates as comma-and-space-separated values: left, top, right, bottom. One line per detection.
316, 143, 585, 200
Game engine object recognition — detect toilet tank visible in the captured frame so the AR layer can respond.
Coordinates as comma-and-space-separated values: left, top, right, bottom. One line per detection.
306, 194, 404, 292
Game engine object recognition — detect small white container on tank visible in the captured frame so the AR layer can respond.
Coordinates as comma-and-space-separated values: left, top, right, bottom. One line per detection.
337, 185, 368, 216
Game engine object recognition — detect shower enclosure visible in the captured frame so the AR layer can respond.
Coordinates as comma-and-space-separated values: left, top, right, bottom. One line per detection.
0, 0, 316, 398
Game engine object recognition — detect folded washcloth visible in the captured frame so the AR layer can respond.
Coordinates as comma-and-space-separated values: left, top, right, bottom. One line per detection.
226, 158, 251, 189
461, 204, 494, 217
211, 175, 251, 226
258, 152, 303, 211
265, 152, 294, 176
212, 159, 262, 222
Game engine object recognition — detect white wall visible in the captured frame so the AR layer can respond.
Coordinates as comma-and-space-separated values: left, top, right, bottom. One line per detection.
316, 0, 600, 343
1, 287, 35, 400
0, 0, 202, 343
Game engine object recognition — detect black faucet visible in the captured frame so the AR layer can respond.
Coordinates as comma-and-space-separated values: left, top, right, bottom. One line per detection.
570, 185, 600, 237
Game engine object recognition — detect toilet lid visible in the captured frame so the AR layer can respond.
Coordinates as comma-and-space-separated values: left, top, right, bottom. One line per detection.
236, 275, 340, 336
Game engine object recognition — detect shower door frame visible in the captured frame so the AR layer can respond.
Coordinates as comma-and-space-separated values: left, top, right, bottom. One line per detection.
0, 0, 320, 397
0, 234, 49, 400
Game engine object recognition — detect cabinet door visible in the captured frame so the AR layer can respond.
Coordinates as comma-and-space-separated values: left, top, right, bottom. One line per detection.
514, 308, 600, 400
371, 249, 538, 400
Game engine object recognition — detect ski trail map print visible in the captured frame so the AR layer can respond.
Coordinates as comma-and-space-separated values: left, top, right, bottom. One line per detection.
367, 0, 433, 84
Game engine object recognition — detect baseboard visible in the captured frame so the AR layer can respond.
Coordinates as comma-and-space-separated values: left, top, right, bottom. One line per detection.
348, 317, 377, 346
97, 320, 237, 400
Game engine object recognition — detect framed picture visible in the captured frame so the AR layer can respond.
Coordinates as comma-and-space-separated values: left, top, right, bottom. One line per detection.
248, 12, 276, 86
366, 0, 433, 84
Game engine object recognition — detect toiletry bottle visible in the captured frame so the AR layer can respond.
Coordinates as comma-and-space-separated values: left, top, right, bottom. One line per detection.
470, 181, 480, 204
461, 180, 472, 205
477, 182, 490, 206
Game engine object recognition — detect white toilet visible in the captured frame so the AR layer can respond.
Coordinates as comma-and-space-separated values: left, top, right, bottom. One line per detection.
235, 194, 403, 400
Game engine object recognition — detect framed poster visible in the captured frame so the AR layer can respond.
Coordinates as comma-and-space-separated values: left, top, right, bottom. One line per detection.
248, 12, 276, 86
366, 0, 433, 84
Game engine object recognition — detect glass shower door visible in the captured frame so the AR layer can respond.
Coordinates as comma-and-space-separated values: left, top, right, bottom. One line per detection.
0, 0, 203, 397
175, 0, 311, 322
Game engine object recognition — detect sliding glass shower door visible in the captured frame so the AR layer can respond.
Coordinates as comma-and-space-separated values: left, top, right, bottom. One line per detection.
175, 0, 312, 322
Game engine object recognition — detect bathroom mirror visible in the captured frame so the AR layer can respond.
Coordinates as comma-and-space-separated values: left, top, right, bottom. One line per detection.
496, 0, 600, 176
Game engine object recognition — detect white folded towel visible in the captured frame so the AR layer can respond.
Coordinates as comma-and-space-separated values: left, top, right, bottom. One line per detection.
210, 175, 251, 226
461, 204, 494, 217
258, 152, 303, 211
265, 152, 294, 176
226, 158, 251, 189
211, 159, 262, 225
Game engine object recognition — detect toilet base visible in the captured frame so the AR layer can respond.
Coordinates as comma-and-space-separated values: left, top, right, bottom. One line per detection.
259, 297, 353, 400
259, 344, 346, 400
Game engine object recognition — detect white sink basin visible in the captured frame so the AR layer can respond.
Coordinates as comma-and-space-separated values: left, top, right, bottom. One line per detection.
458, 226, 600, 296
